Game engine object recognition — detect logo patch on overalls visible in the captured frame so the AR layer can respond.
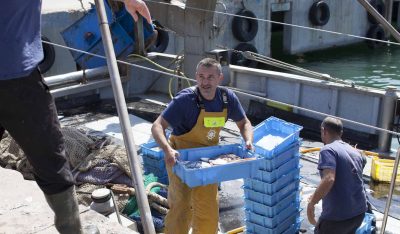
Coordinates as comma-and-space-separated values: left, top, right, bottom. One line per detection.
207, 129, 217, 141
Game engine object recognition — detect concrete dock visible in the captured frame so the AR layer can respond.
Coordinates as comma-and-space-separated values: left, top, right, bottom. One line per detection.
0, 168, 137, 234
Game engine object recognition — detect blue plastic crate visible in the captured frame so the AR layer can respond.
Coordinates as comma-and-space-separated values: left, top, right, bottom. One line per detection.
253, 155, 300, 183
244, 191, 300, 218
245, 203, 299, 228
246, 216, 302, 234
157, 175, 169, 185
143, 164, 168, 177
281, 218, 303, 234
356, 213, 376, 234
259, 141, 300, 171
243, 178, 300, 206
245, 205, 300, 232
173, 144, 263, 188
245, 167, 301, 194
142, 154, 165, 168
252, 117, 302, 158
140, 140, 164, 160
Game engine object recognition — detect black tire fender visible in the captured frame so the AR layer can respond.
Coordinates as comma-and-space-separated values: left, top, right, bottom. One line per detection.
148, 27, 169, 53
366, 24, 386, 49
368, 0, 385, 24
308, 1, 330, 26
230, 43, 258, 68
232, 9, 259, 42
39, 36, 55, 73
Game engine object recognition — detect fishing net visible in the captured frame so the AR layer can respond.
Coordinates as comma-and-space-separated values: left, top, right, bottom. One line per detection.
0, 128, 168, 219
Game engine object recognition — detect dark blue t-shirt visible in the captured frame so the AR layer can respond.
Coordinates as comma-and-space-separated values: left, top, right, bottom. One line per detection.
0, 0, 43, 80
318, 140, 367, 221
162, 87, 246, 136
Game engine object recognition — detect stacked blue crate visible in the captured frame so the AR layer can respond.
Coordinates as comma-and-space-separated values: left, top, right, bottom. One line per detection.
140, 141, 168, 185
243, 117, 303, 234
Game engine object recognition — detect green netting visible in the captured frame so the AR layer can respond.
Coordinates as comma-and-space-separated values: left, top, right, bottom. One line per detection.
122, 173, 162, 216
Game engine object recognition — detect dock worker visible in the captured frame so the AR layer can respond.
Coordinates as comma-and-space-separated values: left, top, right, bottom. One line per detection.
307, 117, 367, 234
0, 0, 151, 233
151, 58, 254, 234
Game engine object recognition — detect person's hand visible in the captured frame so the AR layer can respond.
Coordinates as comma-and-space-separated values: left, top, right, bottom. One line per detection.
123, 0, 152, 23
307, 199, 317, 225
165, 148, 179, 167
245, 140, 254, 151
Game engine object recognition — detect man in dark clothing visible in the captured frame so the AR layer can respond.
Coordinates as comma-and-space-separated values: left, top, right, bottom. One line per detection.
0, 1, 151, 233
307, 117, 367, 234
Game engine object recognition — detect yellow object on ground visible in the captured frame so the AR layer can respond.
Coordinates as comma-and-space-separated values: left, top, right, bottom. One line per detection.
164, 108, 227, 234
371, 156, 400, 183
300, 147, 321, 154
226, 226, 245, 234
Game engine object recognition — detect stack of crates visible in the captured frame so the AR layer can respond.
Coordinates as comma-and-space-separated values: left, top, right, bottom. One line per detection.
243, 117, 303, 234
140, 141, 169, 185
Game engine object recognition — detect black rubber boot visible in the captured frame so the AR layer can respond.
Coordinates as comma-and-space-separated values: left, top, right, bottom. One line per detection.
44, 186, 84, 234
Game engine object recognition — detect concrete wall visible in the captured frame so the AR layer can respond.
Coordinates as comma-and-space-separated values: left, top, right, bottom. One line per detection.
148, 0, 271, 63
283, 0, 370, 54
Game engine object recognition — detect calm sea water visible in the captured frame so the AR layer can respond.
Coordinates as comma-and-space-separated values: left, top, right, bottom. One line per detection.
276, 43, 400, 212
274, 42, 400, 90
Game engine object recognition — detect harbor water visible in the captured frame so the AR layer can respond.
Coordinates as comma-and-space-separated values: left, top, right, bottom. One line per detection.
274, 41, 400, 219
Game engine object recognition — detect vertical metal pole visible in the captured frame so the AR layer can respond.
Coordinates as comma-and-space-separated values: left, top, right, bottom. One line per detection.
357, 0, 400, 42
380, 148, 400, 234
397, 3, 400, 30
378, 86, 398, 153
94, 1, 155, 233
384, 0, 394, 38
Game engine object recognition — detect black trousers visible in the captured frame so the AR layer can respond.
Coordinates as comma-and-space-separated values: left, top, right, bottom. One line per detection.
0, 69, 74, 194
315, 212, 365, 234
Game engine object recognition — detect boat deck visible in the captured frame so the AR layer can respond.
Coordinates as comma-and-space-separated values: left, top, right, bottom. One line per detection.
1, 94, 399, 233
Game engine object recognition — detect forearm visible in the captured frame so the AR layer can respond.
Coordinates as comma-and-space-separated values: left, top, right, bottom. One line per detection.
310, 174, 335, 205
151, 122, 172, 152
239, 118, 253, 143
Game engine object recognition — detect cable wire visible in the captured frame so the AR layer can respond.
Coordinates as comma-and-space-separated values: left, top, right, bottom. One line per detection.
144, 0, 400, 47
43, 40, 400, 137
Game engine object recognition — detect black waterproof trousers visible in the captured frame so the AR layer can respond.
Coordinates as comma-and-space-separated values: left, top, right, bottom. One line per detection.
314, 212, 365, 234
0, 68, 74, 194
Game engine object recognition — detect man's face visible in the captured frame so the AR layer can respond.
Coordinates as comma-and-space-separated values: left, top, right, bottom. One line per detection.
195, 65, 223, 100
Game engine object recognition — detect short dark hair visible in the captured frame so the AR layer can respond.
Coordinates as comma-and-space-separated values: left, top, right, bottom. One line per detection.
321, 117, 343, 135
196, 58, 222, 74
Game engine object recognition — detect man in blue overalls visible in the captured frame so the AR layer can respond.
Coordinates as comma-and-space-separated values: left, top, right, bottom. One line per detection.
152, 58, 254, 234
